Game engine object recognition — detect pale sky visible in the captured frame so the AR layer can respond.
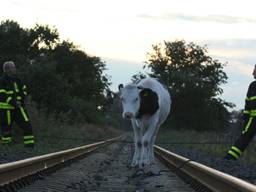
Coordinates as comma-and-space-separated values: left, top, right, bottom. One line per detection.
1, 0, 256, 110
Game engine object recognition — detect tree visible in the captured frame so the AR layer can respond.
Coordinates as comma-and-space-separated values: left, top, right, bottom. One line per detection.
131, 72, 147, 83
28, 24, 59, 58
0, 20, 29, 66
0, 20, 111, 123
145, 40, 234, 131
52, 41, 111, 109
0, 20, 60, 66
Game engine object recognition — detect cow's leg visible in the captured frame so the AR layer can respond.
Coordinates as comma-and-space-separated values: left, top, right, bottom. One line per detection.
149, 124, 160, 163
131, 120, 142, 167
140, 119, 158, 168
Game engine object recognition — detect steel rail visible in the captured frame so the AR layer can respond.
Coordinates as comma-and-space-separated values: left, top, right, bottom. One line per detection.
0, 136, 122, 186
154, 145, 256, 192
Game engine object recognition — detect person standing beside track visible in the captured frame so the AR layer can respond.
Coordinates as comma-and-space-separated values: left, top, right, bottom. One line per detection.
0, 61, 35, 147
225, 64, 256, 160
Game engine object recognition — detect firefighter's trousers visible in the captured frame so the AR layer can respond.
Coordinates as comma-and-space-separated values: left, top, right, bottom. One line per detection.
0, 106, 34, 146
228, 117, 256, 159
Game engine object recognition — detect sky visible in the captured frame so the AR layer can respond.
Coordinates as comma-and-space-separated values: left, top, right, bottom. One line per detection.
1, 0, 256, 110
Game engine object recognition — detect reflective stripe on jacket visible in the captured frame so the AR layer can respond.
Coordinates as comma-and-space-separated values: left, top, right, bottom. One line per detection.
0, 75, 28, 109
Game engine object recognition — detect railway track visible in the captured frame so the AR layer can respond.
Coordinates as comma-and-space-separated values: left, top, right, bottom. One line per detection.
0, 136, 256, 192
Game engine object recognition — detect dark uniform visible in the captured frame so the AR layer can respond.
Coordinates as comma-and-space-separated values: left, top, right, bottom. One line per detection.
0, 74, 34, 146
226, 81, 256, 160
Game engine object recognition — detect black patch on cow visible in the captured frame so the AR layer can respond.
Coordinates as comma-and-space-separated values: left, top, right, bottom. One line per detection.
136, 88, 159, 118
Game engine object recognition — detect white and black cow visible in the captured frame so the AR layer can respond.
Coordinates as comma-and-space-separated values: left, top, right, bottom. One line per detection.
119, 77, 171, 168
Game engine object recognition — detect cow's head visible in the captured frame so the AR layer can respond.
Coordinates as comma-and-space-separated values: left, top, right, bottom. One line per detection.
118, 84, 141, 119
118, 83, 159, 119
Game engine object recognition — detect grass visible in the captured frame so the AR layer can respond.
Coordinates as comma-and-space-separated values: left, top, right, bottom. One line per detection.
0, 102, 123, 162
156, 128, 256, 164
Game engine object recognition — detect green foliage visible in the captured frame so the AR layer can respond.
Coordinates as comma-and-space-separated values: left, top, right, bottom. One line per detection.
131, 72, 147, 83
0, 103, 121, 158
19, 57, 71, 112
0, 20, 111, 123
0, 20, 29, 66
28, 24, 59, 57
67, 97, 103, 123
52, 41, 110, 106
146, 40, 234, 131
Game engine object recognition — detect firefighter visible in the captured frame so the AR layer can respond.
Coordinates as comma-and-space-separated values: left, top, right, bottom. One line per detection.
0, 61, 35, 147
225, 64, 256, 160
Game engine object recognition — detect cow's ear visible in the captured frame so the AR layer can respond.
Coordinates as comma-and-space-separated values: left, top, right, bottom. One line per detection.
118, 84, 124, 91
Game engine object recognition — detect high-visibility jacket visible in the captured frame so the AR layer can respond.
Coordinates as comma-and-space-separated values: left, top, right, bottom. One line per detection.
243, 81, 256, 118
0, 75, 28, 110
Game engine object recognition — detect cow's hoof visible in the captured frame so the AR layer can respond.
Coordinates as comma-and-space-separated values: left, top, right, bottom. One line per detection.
130, 162, 138, 168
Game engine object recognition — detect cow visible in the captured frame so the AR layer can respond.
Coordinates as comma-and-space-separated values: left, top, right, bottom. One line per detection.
118, 77, 171, 168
